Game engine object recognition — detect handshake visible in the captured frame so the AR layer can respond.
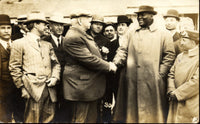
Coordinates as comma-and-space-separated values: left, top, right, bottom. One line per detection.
109, 62, 117, 73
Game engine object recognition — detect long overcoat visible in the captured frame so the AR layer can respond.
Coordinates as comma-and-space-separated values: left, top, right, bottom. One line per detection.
113, 22, 175, 123
167, 46, 199, 123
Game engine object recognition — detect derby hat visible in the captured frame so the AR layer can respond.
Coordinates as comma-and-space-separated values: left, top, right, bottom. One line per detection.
181, 30, 199, 43
48, 13, 66, 24
164, 9, 180, 21
0, 14, 11, 25
117, 15, 131, 26
24, 11, 48, 24
135, 5, 157, 15
91, 14, 104, 24
70, 9, 92, 19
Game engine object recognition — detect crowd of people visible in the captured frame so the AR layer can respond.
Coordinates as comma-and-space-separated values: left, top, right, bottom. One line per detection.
0, 5, 199, 123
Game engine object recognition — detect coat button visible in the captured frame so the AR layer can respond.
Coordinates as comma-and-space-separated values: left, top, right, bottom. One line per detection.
136, 65, 140, 68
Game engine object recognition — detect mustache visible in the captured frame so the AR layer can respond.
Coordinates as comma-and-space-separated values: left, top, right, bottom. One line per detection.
2, 34, 11, 36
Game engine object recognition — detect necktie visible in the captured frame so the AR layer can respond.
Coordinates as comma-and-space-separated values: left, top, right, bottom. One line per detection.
6, 42, 11, 52
58, 38, 61, 47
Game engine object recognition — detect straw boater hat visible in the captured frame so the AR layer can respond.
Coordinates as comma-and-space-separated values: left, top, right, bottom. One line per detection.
17, 14, 27, 24
24, 11, 49, 24
91, 14, 105, 24
48, 13, 66, 24
163, 9, 180, 21
135, 5, 157, 15
0, 14, 11, 25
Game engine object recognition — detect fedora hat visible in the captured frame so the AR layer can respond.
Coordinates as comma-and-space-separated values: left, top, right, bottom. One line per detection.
117, 15, 131, 26
135, 5, 157, 15
24, 11, 48, 24
48, 13, 66, 24
164, 9, 180, 21
70, 9, 92, 19
91, 14, 104, 24
0, 14, 11, 25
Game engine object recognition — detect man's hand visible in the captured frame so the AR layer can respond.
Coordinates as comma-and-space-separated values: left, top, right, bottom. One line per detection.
109, 62, 117, 73
21, 87, 30, 99
46, 77, 58, 87
101, 46, 109, 54
168, 91, 178, 101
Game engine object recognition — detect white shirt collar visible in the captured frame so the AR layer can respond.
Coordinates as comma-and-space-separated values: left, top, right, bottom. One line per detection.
51, 34, 61, 47
0, 38, 12, 49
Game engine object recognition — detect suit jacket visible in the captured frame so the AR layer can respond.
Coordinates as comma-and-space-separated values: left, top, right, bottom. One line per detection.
42, 35, 66, 73
9, 33, 61, 102
63, 27, 110, 101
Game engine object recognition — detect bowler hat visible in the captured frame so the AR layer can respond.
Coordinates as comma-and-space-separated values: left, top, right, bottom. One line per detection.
181, 30, 199, 43
164, 9, 180, 21
91, 14, 104, 24
24, 11, 48, 24
48, 13, 66, 24
135, 5, 157, 15
0, 14, 11, 25
117, 15, 131, 26
70, 9, 92, 19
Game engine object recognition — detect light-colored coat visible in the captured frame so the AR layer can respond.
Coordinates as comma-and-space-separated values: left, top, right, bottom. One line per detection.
9, 34, 60, 102
167, 46, 199, 123
113, 22, 175, 123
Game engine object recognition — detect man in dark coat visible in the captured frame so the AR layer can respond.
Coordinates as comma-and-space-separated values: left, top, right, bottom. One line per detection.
0, 14, 15, 123
62, 10, 117, 123
42, 13, 67, 122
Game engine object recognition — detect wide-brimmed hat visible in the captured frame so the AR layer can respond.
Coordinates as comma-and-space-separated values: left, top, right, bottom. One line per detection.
48, 13, 66, 24
17, 14, 27, 23
24, 11, 48, 24
0, 14, 11, 25
91, 14, 104, 24
117, 15, 132, 26
135, 5, 157, 15
180, 30, 199, 43
70, 9, 92, 19
163, 9, 180, 21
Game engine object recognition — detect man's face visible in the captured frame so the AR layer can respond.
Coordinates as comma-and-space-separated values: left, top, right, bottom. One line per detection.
91, 22, 103, 34
137, 12, 153, 28
165, 17, 178, 30
0, 25, 12, 41
35, 22, 49, 36
117, 23, 128, 35
80, 17, 92, 31
50, 22, 64, 37
180, 38, 196, 51
104, 25, 116, 40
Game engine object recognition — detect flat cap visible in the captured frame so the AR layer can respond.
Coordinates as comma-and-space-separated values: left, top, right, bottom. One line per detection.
70, 9, 92, 19
91, 14, 104, 24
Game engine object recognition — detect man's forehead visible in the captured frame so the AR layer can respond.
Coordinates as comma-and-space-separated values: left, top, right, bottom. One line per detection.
105, 25, 115, 30
0, 24, 12, 27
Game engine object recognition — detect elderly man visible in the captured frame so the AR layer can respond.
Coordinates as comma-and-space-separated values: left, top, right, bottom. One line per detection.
0, 14, 15, 123
62, 10, 117, 123
9, 11, 60, 123
112, 5, 175, 123
164, 9, 182, 55
43, 13, 67, 122
167, 30, 199, 123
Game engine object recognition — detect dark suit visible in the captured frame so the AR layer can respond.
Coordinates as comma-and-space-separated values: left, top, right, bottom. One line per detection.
42, 35, 66, 122
63, 27, 110, 123
0, 43, 15, 122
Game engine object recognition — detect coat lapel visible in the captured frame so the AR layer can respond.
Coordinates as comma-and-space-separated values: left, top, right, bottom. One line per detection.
27, 36, 41, 52
0, 43, 9, 56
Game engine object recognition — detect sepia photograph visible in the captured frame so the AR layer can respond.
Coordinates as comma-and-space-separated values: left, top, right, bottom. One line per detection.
0, 0, 199, 123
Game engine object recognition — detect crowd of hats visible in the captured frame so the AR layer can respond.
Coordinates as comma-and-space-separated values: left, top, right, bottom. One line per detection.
0, 5, 199, 42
